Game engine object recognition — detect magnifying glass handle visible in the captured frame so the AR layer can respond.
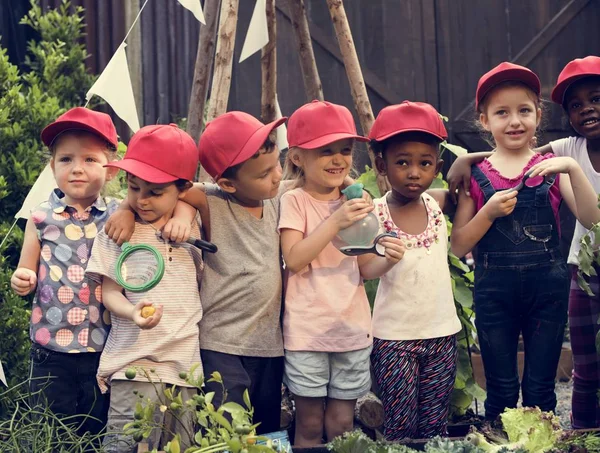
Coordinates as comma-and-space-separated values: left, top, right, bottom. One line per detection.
187, 237, 218, 253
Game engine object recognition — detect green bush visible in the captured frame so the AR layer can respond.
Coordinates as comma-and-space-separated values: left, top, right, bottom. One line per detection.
0, 0, 96, 386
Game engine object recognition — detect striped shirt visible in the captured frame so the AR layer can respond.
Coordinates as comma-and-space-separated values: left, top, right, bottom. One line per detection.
86, 217, 203, 392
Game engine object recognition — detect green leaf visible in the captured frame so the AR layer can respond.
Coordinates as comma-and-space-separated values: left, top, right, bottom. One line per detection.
205, 391, 215, 405
440, 141, 468, 157
221, 402, 246, 416
211, 411, 233, 431
243, 389, 252, 410
208, 371, 223, 384
453, 278, 473, 308
356, 166, 381, 197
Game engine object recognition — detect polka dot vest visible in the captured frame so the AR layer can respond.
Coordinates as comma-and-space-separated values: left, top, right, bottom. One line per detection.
30, 189, 119, 353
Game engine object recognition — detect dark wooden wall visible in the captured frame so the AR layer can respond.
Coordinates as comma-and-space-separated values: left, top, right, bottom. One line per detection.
12, 0, 600, 155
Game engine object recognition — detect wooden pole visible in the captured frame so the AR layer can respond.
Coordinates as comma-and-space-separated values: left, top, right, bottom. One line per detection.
206, 0, 239, 123
124, 0, 143, 129
326, 0, 389, 195
187, 0, 221, 143
287, 0, 323, 102
261, 0, 277, 123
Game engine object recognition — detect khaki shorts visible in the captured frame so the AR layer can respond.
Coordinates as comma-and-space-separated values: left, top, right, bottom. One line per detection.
283, 345, 372, 400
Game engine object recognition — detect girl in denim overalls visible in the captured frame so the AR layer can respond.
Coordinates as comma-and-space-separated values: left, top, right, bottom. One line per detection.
451, 62, 600, 421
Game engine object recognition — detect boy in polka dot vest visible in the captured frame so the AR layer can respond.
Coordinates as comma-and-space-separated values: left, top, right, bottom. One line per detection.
10, 107, 124, 440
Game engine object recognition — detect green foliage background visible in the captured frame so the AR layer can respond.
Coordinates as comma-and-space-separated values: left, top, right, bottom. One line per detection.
0, 0, 96, 387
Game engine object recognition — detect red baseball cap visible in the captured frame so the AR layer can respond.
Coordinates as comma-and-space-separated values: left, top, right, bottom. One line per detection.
369, 101, 447, 142
41, 107, 118, 148
287, 100, 368, 149
476, 62, 541, 110
551, 56, 600, 105
198, 111, 287, 179
106, 124, 198, 183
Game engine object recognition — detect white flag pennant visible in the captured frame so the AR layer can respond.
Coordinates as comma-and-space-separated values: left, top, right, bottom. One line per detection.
0, 359, 6, 387
86, 43, 140, 133
15, 164, 57, 219
275, 96, 288, 151
177, 0, 206, 24
239, 0, 268, 63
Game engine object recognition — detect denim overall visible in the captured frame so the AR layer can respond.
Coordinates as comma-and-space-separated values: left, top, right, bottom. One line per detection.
471, 166, 569, 421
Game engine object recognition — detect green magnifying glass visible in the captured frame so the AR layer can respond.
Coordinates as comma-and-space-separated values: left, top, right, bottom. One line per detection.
115, 243, 165, 292
115, 235, 218, 292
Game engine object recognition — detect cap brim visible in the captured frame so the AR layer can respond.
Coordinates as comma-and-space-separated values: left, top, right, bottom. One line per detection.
41, 121, 117, 148
477, 68, 541, 108
551, 73, 597, 105
294, 132, 369, 150
228, 117, 288, 169
105, 159, 178, 184
372, 128, 446, 142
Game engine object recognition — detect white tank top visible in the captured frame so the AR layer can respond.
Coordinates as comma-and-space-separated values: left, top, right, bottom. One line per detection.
372, 192, 461, 341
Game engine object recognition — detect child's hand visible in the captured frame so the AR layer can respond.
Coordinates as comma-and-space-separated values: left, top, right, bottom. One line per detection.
330, 199, 374, 231
132, 301, 163, 329
447, 156, 473, 203
105, 209, 135, 246
11, 268, 37, 296
528, 156, 577, 177
379, 237, 405, 264
483, 189, 518, 221
162, 218, 191, 243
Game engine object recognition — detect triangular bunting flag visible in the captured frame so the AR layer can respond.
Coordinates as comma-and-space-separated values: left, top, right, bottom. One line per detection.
177, 0, 206, 24
15, 164, 57, 219
0, 359, 6, 387
86, 43, 140, 133
275, 96, 288, 151
239, 0, 268, 63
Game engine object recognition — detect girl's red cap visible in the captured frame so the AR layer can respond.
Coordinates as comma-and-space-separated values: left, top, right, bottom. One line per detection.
476, 62, 541, 110
287, 100, 368, 149
41, 107, 118, 148
551, 56, 600, 105
369, 101, 447, 142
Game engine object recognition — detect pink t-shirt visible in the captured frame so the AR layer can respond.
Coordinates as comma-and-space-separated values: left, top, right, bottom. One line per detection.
278, 188, 372, 353
470, 153, 562, 230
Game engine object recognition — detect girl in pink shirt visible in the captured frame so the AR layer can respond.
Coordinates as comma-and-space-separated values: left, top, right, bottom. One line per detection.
451, 62, 600, 422
278, 100, 404, 447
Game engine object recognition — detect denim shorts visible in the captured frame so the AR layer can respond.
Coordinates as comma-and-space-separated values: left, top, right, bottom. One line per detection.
283, 345, 372, 400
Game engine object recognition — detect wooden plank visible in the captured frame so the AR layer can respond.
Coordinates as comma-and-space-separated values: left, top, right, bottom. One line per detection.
167, 0, 178, 119
141, 0, 156, 125
124, 0, 143, 122
155, 0, 170, 123
276, 3, 401, 105
261, 0, 277, 123
453, 0, 591, 122
82, 0, 98, 74
96, 1, 110, 70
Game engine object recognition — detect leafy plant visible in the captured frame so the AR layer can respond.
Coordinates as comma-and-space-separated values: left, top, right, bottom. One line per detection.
122, 366, 286, 453
0, 380, 105, 452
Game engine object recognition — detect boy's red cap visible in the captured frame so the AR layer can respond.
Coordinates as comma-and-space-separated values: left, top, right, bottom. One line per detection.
287, 100, 368, 149
106, 124, 198, 183
198, 111, 287, 179
551, 56, 600, 105
41, 107, 118, 148
369, 101, 447, 142
476, 62, 541, 110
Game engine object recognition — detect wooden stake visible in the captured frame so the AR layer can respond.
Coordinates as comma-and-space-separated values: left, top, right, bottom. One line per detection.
187, 0, 221, 143
124, 0, 143, 131
287, 0, 323, 102
326, 0, 389, 195
206, 0, 239, 123
261, 0, 277, 123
